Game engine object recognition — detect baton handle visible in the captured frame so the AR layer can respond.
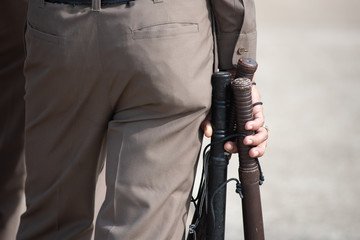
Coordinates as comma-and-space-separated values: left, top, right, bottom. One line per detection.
232, 58, 265, 239
206, 71, 232, 240
229, 58, 258, 134
186, 72, 232, 240
235, 58, 258, 80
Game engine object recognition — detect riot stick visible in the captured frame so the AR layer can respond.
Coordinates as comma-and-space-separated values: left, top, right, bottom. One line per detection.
232, 76, 265, 240
187, 72, 232, 240
206, 72, 232, 240
235, 58, 258, 80
229, 58, 258, 135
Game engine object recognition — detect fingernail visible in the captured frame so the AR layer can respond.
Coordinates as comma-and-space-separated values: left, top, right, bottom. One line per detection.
205, 127, 211, 137
246, 139, 253, 145
248, 124, 253, 130
253, 150, 259, 157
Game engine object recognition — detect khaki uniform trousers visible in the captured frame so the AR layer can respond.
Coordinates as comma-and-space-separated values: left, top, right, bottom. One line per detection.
18, 0, 213, 239
0, 1, 28, 239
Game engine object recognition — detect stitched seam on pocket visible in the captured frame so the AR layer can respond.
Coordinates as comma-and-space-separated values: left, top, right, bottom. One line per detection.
27, 22, 61, 45
132, 23, 199, 40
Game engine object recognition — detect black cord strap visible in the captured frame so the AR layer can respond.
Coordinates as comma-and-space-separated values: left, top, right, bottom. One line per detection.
255, 158, 265, 185
210, 178, 243, 231
251, 101, 263, 107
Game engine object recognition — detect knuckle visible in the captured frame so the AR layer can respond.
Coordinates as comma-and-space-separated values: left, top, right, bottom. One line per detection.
264, 131, 269, 140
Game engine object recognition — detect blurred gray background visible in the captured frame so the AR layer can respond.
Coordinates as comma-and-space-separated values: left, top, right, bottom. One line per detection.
222, 0, 360, 239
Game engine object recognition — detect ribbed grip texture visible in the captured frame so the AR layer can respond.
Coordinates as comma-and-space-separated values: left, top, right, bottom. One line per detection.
229, 58, 258, 134
232, 60, 264, 240
235, 58, 258, 80
231, 78, 257, 170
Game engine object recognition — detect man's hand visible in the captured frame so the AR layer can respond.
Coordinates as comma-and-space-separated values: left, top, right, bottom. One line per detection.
201, 75, 268, 158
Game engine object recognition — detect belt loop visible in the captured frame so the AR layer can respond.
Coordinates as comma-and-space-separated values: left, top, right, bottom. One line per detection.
37, 0, 45, 8
92, 0, 101, 11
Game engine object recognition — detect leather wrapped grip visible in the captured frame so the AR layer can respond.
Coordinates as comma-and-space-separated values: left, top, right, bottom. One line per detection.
235, 58, 258, 80
232, 59, 265, 240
